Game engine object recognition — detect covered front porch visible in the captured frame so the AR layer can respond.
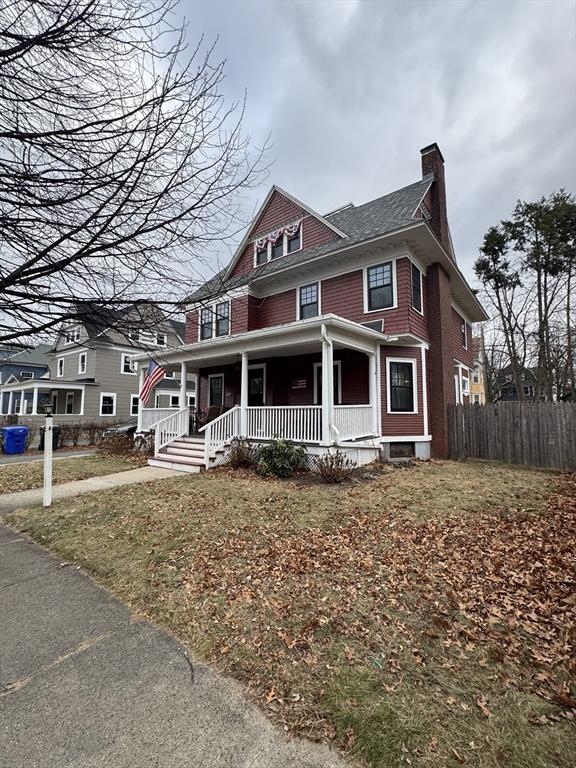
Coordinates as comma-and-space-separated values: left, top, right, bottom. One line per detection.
0, 380, 88, 418
134, 315, 416, 470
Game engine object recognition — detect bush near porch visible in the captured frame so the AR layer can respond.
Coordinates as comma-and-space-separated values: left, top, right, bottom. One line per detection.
7, 461, 576, 768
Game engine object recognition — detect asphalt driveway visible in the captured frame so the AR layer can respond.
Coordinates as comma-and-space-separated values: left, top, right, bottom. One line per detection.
0, 524, 342, 767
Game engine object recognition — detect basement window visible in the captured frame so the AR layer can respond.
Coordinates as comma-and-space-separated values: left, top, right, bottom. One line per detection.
390, 442, 415, 459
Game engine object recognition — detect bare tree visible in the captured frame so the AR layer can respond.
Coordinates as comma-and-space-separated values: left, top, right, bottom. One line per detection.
0, 0, 266, 345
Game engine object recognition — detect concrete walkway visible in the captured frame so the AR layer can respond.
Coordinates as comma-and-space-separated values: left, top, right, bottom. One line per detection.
0, 449, 95, 466
0, 525, 343, 767
0, 465, 178, 513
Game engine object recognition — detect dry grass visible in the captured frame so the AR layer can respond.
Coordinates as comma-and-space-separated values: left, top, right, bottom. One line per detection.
7, 460, 575, 767
0, 454, 140, 494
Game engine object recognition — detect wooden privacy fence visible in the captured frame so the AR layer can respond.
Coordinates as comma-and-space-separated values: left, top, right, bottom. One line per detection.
447, 402, 576, 471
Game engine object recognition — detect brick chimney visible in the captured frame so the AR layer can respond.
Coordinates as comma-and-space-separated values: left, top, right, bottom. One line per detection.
420, 143, 452, 258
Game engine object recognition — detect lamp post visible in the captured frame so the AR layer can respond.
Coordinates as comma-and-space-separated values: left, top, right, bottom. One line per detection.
43, 404, 54, 507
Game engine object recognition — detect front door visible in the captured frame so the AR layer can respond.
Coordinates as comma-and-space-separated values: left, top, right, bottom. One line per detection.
248, 366, 265, 407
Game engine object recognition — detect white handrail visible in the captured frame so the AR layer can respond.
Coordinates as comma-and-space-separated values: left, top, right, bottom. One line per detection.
246, 406, 322, 442
199, 406, 240, 466
154, 407, 190, 455
333, 405, 374, 441
142, 407, 179, 431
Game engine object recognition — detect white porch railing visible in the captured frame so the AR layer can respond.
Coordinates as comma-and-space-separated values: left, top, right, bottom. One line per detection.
199, 406, 240, 466
142, 407, 179, 431
154, 407, 190, 455
246, 406, 322, 442
333, 405, 374, 442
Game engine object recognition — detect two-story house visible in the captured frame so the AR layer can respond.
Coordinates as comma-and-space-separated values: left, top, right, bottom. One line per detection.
134, 143, 487, 472
0, 305, 195, 422
0, 345, 51, 415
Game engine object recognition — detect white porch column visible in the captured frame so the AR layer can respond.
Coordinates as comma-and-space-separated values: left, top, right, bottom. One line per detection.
32, 387, 39, 416
369, 351, 379, 435
421, 345, 429, 436
19, 389, 26, 415
180, 362, 187, 408
8, 391, 13, 415
240, 352, 248, 435
79, 387, 85, 416
321, 329, 334, 444
137, 365, 145, 431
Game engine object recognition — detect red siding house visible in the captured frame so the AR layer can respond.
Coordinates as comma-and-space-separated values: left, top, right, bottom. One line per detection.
134, 143, 487, 471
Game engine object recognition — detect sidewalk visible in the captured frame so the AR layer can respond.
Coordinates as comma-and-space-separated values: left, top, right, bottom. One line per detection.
0, 465, 178, 513
0, 449, 95, 466
0, 525, 342, 767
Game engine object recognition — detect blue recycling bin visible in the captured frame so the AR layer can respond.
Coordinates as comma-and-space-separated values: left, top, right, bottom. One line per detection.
1, 426, 29, 455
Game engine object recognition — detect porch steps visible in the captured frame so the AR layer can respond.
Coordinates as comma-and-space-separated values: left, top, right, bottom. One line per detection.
148, 434, 225, 473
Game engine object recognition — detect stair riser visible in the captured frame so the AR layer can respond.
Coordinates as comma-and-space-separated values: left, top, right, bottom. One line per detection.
162, 447, 205, 458
149, 458, 201, 474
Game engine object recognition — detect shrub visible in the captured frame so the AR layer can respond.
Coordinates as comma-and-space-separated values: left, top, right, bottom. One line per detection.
97, 433, 134, 456
84, 421, 105, 446
256, 438, 306, 478
313, 449, 356, 483
134, 431, 154, 456
227, 437, 258, 469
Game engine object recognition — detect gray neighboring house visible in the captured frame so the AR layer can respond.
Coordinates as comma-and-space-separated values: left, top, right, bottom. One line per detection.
0, 345, 52, 414
0, 307, 195, 423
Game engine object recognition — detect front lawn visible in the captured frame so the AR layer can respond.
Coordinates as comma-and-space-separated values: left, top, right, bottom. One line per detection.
8, 461, 576, 767
0, 454, 142, 494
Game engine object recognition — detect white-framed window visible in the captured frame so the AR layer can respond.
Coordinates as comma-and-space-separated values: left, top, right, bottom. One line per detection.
63, 326, 81, 345
461, 371, 470, 395
253, 222, 302, 267
99, 392, 116, 416
472, 370, 480, 384
387, 358, 418, 414
313, 361, 342, 405
188, 395, 196, 408
411, 262, 423, 314
298, 282, 320, 320
208, 373, 224, 407
473, 394, 481, 405
128, 329, 167, 346
57, 358, 64, 377
164, 371, 175, 379
65, 392, 75, 414
78, 352, 87, 375
170, 395, 180, 408
130, 394, 139, 416
199, 301, 230, 341
364, 260, 396, 312
20, 371, 34, 380
121, 353, 136, 375
460, 317, 468, 349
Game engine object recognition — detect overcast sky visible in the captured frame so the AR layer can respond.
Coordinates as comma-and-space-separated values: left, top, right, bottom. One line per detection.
177, 0, 576, 284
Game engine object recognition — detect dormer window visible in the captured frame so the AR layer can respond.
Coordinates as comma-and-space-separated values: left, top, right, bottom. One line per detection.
253, 221, 302, 266
63, 326, 81, 345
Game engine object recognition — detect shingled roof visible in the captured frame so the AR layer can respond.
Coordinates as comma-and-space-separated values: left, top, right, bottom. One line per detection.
186, 176, 433, 303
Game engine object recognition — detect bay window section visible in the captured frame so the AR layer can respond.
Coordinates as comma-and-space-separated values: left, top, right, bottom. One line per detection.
299, 283, 319, 319
388, 360, 416, 413
366, 262, 394, 311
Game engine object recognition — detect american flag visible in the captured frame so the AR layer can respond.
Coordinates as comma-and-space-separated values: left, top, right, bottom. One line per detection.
139, 358, 166, 404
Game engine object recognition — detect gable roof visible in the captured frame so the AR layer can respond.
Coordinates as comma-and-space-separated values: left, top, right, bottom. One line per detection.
186, 176, 433, 303
2, 344, 52, 368
223, 185, 347, 280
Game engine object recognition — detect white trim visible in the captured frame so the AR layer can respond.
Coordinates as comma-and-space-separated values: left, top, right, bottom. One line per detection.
420, 345, 428, 436
248, 363, 267, 405
120, 352, 137, 375
65, 391, 75, 415
313, 360, 342, 405
207, 373, 225, 407
253, 220, 304, 268
78, 352, 87, 375
56, 357, 64, 377
62, 326, 81, 345
225, 184, 347, 279
99, 391, 117, 416
198, 300, 231, 342
130, 394, 139, 416
386, 357, 418, 415
296, 280, 321, 320
380, 435, 432, 443
410, 259, 424, 315
363, 259, 398, 314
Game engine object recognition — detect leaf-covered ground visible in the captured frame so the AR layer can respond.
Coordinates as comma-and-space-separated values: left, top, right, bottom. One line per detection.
7, 461, 576, 767
0, 454, 141, 494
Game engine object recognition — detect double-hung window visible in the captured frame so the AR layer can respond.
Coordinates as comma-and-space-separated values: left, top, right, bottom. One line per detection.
461, 318, 467, 348
215, 302, 230, 337
78, 352, 87, 375
57, 358, 64, 377
256, 245, 268, 265
388, 360, 416, 413
287, 227, 301, 253
411, 262, 423, 313
271, 234, 284, 260
121, 353, 135, 374
299, 283, 319, 319
200, 308, 213, 340
366, 262, 394, 311
253, 223, 302, 266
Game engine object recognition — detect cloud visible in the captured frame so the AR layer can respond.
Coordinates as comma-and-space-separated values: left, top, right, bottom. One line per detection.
178, 0, 576, 282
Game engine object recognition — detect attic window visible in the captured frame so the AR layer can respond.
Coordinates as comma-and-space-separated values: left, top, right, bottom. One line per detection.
253, 221, 302, 266
64, 326, 81, 345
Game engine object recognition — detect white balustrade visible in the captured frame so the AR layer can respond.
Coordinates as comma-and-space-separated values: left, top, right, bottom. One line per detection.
142, 407, 179, 431
199, 406, 240, 466
154, 407, 190, 455
333, 405, 374, 441
246, 406, 322, 442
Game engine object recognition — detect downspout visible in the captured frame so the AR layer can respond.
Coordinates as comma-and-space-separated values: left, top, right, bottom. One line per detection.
321, 324, 339, 444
